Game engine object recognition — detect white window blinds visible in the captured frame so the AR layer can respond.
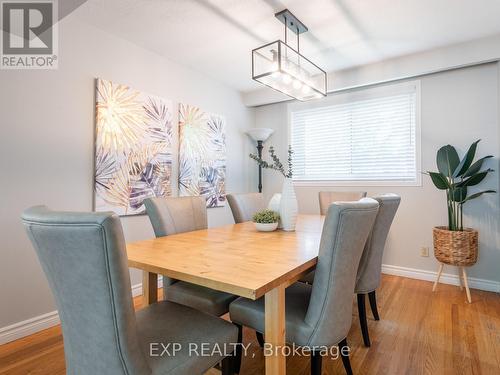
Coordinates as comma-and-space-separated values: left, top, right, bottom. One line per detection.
290, 82, 419, 184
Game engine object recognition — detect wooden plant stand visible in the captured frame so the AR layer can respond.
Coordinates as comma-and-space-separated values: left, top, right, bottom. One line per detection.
432, 263, 472, 303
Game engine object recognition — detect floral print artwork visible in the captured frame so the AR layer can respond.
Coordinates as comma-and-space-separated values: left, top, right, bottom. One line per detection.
179, 103, 226, 208
94, 78, 173, 215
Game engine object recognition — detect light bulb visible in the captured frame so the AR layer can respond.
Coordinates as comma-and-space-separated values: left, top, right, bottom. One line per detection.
282, 74, 292, 84
271, 71, 280, 78
270, 62, 279, 71
293, 80, 302, 89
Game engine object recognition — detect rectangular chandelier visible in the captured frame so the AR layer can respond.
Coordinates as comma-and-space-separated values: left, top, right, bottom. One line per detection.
252, 10, 327, 101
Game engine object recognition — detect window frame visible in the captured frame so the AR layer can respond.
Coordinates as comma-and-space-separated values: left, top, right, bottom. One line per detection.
287, 80, 422, 187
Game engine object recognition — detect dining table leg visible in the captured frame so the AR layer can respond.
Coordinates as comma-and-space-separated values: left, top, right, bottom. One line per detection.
265, 283, 286, 375
142, 271, 158, 306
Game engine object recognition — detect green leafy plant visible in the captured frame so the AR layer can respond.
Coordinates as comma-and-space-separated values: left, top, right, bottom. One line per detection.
250, 145, 293, 178
426, 140, 496, 231
252, 209, 280, 224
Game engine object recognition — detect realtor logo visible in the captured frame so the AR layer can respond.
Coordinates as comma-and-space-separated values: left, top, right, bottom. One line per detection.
1, 0, 58, 69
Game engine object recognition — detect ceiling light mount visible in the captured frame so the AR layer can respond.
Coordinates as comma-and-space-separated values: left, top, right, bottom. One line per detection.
274, 9, 308, 35
252, 9, 327, 101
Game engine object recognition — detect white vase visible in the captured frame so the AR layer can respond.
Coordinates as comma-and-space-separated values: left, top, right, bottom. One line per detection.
279, 178, 298, 231
267, 193, 281, 212
267, 193, 282, 228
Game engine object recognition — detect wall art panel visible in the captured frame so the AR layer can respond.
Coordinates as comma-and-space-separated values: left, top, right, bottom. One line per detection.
94, 78, 173, 215
179, 103, 226, 208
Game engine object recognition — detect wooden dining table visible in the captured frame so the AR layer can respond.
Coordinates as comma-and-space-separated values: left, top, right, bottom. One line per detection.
127, 214, 324, 375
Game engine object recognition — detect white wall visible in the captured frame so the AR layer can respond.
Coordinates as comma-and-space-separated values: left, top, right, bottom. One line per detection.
254, 63, 500, 285
0, 13, 254, 329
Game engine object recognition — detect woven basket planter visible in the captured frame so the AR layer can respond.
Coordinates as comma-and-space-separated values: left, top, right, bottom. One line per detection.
433, 226, 478, 266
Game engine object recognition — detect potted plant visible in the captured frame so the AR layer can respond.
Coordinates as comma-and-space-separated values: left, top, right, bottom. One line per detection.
252, 209, 280, 232
250, 145, 298, 231
427, 140, 495, 301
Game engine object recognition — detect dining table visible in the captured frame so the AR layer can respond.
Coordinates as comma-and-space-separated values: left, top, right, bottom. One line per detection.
127, 214, 324, 375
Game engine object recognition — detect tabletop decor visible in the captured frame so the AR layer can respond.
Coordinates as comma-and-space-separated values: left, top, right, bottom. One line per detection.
426, 139, 495, 302
252, 209, 280, 232
179, 103, 226, 208
250, 145, 297, 231
94, 78, 173, 216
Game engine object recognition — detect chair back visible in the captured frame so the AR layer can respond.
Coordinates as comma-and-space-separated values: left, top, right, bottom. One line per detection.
144, 196, 207, 288
318, 191, 367, 215
21, 206, 150, 375
226, 193, 265, 223
144, 196, 207, 237
355, 194, 401, 293
305, 199, 379, 346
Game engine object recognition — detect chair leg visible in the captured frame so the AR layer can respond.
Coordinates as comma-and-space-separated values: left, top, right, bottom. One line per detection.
357, 293, 370, 347
311, 350, 322, 375
339, 338, 353, 375
256, 331, 265, 348
233, 323, 243, 374
221, 355, 234, 375
368, 290, 380, 321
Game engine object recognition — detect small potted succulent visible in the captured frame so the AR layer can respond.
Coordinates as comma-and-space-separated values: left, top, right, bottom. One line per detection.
252, 209, 280, 232
426, 140, 496, 266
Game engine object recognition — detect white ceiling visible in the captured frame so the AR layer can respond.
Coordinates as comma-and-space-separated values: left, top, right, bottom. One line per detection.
76, 0, 500, 93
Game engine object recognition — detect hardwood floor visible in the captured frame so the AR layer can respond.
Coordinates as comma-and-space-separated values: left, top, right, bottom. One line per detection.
1, 275, 499, 375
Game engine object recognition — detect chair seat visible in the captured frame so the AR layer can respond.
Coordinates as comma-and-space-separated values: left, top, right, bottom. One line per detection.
229, 282, 315, 347
136, 300, 238, 375
165, 281, 237, 316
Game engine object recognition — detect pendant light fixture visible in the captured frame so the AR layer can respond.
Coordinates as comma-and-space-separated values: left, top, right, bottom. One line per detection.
252, 9, 327, 101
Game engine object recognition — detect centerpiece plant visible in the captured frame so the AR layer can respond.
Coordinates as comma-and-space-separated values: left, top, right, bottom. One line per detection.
252, 209, 280, 232
253, 209, 280, 224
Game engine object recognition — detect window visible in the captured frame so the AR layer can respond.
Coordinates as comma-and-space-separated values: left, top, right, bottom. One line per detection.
289, 81, 420, 186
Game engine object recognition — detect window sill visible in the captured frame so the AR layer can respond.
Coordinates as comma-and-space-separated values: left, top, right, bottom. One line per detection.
292, 179, 422, 187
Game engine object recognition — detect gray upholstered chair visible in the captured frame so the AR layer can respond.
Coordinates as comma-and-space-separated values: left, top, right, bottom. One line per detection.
144, 196, 208, 237
355, 194, 400, 347
144, 196, 237, 316
226, 193, 265, 223
318, 191, 367, 215
299, 190, 368, 285
21, 206, 237, 375
229, 199, 380, 375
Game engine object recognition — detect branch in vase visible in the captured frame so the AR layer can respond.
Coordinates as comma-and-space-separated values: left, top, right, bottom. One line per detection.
249, 145, 294, 179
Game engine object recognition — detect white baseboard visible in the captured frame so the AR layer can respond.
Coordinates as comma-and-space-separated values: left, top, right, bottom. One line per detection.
131, 276, 164, 297
0, 277, 163, 346
1, 269, 497, 346
131, 282, 144, 298
0, 311, 60, 345
382, 264, 500, 293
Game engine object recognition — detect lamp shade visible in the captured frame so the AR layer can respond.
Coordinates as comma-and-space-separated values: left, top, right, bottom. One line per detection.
246, 128, 274, 142
252, 40, 327, 101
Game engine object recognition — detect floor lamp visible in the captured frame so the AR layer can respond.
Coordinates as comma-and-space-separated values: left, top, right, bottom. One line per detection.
246, 128, 274, 193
